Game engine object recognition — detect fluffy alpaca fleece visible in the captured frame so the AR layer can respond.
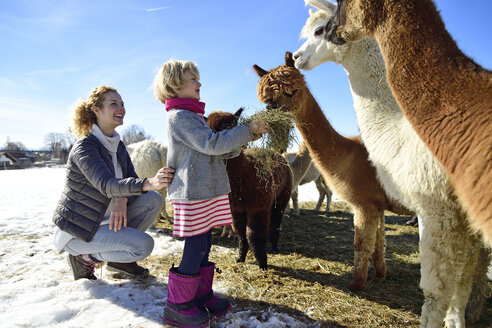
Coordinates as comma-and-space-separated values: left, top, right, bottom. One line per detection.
284, 142, 332, 215
254, 53, 414, 291
325, 0, 492, 248
126, 139, 171, 224
206, 109, 293, 270
295, 2, 489, 326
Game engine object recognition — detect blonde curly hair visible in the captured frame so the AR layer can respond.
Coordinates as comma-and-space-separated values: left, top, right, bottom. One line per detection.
152, 59, 200, 103
70, 85, 118, 138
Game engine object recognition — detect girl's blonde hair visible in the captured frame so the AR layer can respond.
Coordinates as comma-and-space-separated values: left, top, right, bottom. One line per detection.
70, 85, 118, 138
152, 59, 200, 103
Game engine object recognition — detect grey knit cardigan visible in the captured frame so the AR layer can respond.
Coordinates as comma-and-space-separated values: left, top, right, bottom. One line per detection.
166, 109, 254, 201
52, 134, 146, 242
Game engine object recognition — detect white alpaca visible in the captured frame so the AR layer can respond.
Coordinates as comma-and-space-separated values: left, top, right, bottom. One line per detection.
294, 1, 488, 327
284, 143, 332, 215
127, 139, 171, 225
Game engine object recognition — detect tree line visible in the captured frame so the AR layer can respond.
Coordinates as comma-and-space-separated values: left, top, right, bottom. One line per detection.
3, 124, 152, 159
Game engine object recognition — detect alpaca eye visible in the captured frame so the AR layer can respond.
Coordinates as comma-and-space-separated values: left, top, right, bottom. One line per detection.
286, 90, 297, 97
266, 102, 277, 110
314, 27, 324, 36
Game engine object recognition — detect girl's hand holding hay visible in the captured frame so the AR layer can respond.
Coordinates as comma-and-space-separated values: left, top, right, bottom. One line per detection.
240, 107, 297, 152
250, 121, 269, 140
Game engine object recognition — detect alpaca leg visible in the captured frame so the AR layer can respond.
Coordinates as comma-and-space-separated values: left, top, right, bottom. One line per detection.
464, 245, 491, 324
371, 214, 386, 281
292, 188, 300, 215
237, 235, 249, 263
443, 235, 479, 328
465, 246, 492, 323
350, 208, 381, 291
313, 176, 325, 211
418, 214, 469, 328
233, 213, 248, 263
324, 188, 332, 213
269, 194, 289, 254
247, 213, 270, 270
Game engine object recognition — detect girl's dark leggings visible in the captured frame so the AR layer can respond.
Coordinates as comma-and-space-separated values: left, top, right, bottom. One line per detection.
178, 230, 212, 276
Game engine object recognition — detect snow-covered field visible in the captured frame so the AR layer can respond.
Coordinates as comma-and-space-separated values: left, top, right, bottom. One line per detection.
0, 167, 330, 328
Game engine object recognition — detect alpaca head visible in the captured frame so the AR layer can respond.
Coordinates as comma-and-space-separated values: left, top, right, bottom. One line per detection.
254, 52, 306, 114
325, 0, 379, 45
206, 108, 244, 132
294, 1, 349, 70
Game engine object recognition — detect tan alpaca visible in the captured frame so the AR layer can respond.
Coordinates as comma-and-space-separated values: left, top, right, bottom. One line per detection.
284, 141, 332, 215
254, 52, 413, 290
325, 0, 492, 247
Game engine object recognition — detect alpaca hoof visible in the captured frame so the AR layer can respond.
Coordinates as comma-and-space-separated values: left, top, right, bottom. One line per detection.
259, 265, 268, 271
371, 274, 385, 282
348, 281, 365, 291
236, 257, 245, 263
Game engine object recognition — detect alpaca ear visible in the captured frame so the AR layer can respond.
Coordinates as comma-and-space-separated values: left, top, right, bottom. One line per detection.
305, 0, 337, 15
234, 107, 244, 119
253, 64, 268, 77
285, 52, 295, 67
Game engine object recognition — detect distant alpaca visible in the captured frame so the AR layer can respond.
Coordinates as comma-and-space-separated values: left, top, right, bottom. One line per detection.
127, 140, 171, 224
325, 0, 492, 247
206, 109, 293, 270
294, 2, 488, 326
284, 142, 332, 215
254, 53, 414, 290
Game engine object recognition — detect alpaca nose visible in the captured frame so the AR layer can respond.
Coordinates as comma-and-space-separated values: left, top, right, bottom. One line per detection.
293, 52, 300, 60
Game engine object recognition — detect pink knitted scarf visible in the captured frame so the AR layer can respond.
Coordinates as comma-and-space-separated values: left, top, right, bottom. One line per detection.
165, 98, 205, 116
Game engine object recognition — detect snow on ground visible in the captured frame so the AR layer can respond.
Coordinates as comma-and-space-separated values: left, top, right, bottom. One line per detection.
2, 167, 489, 328
0, 167, 325, 328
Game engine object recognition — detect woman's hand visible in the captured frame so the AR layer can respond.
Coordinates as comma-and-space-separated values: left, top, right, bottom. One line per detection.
109, 197, 128, 232
143, 167, 175, 191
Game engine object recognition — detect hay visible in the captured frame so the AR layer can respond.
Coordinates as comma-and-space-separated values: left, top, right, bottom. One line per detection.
149, 201, 492, 327
242, 148, 290, 192
233, 107, 297, 187
239, 107, 298, 153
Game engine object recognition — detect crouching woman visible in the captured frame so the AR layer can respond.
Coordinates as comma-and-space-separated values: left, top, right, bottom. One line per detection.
52, 85, 174, 280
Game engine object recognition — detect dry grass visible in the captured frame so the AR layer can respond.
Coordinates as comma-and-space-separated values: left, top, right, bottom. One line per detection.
240, 108, 298, 153
147, 201, 492, 328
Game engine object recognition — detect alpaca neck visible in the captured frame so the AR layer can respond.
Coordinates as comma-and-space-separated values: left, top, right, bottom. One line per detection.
294, 87, 352, 167
375, 0, 485, 121
341, 38, 406, 130
342, 39, 399, 111
372, 0, 490, 164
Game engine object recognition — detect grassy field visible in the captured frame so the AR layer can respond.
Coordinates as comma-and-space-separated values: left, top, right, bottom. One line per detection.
146, 201, 492, 328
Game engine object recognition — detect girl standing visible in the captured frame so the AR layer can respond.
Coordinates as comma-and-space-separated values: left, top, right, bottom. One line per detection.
152, 60, 268, 327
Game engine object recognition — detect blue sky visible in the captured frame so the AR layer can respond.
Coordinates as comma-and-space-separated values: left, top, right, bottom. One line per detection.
1, 0, 491, 150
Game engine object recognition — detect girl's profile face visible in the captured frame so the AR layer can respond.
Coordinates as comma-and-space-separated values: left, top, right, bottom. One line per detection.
92, 91, 126, 132
176, 70, 201, 100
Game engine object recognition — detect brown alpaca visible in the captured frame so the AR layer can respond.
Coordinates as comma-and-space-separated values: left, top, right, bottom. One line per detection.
325, 0, 492, 246
206, 109, 293, 270
254, 52, 413, 290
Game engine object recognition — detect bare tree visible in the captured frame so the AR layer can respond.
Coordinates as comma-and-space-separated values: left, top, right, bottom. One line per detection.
121, 124, 152, 145
4, 137, 26, 151
44, 132, 67, 158
64, 132, 76, 148
59, 132, 76, 164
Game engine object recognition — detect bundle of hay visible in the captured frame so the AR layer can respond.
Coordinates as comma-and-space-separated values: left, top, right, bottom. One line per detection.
240, 107, 298, 153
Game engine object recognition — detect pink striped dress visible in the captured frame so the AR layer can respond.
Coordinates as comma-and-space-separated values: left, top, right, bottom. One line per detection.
171, 194, 233, 237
